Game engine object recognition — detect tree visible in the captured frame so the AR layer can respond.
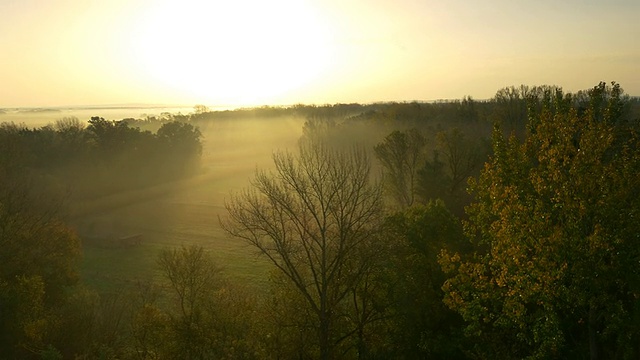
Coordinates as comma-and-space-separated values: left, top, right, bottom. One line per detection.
156, 121, 203, 175
52, 117, 89, 165
154, 245, 261, 359
436, 128, 486, 195
87, 116, 136, 155
457, 96, 480, 123
157, 245, 222, 359
156, 121, 202, 158
193, 104, 209, 115
418, 128, 488, 216
374, 129, 427, 209
0, 123, 35, 172
442, 82, 640, 358
0, 172, 80, 358
383, 201, 469, 358
492, 85, 529, 135
222, 141, 385, 360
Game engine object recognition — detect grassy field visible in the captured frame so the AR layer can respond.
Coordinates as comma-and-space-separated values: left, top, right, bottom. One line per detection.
75, 116, 304, 294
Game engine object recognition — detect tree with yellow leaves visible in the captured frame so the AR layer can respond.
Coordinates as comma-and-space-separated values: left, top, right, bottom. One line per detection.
442, 82, 640, 359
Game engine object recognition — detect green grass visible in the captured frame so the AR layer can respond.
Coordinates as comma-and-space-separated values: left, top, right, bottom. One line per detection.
81, 242, 160, 294
78, 175, 273, 294
77, 119, 304, 295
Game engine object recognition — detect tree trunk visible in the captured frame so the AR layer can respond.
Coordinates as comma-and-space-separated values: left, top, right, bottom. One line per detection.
357, 326, 367, 360
319, 310, 331, 360
589, 304, 598, 360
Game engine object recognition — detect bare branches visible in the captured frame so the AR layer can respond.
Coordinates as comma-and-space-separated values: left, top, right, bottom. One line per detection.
221, 141, 384, 359
374, 129, 426, 209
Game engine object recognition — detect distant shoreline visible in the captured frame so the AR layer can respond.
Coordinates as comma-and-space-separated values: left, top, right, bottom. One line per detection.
0, 105, 204, 113
0, 105, 201, 127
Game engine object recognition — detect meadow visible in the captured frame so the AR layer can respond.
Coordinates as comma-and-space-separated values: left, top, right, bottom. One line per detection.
70, 115, 306, 293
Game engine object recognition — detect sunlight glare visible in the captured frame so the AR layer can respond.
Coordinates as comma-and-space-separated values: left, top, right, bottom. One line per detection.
129, 0, 333, 106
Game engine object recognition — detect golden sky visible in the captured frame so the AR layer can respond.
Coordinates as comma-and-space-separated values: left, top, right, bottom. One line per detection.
1, 0, 639, 107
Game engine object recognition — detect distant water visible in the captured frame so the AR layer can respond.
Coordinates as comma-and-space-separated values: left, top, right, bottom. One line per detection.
0, 105, 225, 127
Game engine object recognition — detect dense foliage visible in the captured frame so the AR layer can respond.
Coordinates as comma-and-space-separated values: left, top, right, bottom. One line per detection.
442, 82, 640, 358
0, 174, 81, 358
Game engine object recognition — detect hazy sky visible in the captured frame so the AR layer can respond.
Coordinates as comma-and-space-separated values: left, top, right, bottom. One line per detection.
1, 0, 639, 107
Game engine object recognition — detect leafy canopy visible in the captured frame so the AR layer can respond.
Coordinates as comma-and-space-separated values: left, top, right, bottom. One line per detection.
442, 82, 640, 359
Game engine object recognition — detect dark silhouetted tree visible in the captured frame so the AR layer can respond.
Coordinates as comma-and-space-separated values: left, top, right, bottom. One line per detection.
222, 141, 386, 360
374, 129, 427, 209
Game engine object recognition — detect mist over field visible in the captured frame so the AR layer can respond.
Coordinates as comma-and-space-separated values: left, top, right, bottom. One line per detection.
3, 0, 640, 356
3, 85, 640, 359
75, 113, 307, 290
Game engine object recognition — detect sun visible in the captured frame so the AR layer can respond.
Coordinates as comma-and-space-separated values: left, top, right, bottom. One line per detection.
128, 0, 334, 106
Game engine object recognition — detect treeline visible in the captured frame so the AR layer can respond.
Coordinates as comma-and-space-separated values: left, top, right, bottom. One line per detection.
2, 82, 640, 359
0, 117, 202, 201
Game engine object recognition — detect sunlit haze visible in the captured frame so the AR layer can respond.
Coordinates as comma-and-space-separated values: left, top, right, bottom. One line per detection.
2, 0, 639, 108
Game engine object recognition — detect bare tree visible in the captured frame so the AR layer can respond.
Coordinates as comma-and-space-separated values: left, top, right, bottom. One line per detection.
157, 245, 222, 359
374, 129, 427, 209
221, 141, 385, 360
436, 128, 486, 195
